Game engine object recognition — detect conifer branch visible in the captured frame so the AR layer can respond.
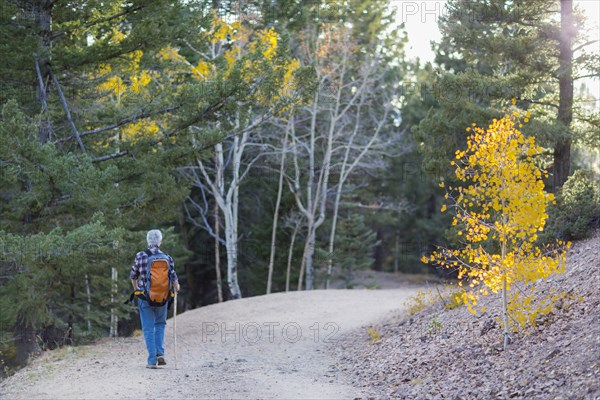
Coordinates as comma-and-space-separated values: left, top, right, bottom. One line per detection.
58, 106, 181, 143
51, 6, 144, 40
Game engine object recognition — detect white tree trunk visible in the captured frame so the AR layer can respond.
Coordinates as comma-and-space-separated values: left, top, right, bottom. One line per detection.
224, 210, 241, 299
110, 267, 118, 337
266, 119, 290, 294
229, 132, 243, 299
286, 218, 301, 292
304, 228, 317, 290
325, 187, 343, 289
84, 273, 92, 334
289, 87, 328, 291
191, 126, 250, 300
502, 274, 510, 350
394, 231, 399, 274
296, 232, 309, 291
214, 201, 223, 303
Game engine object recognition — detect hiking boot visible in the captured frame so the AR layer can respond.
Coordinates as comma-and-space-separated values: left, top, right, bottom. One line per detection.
146, 364, 158, 369
157, 356, 166, 366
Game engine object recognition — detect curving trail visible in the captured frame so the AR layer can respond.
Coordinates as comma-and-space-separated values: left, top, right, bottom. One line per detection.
0, 288, 420, 399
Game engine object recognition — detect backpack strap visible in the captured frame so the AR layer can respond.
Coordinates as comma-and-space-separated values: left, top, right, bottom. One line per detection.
147, 248, 173, 274
124, 289, 146, 305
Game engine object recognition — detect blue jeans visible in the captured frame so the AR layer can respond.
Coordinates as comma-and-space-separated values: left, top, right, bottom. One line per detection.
138, 298, 168, 365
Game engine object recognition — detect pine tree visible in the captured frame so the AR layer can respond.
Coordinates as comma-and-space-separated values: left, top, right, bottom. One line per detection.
318, 214, 379, 288
0, 101, 126, 360
0, 3, 288, 373
415, 0, 599, 191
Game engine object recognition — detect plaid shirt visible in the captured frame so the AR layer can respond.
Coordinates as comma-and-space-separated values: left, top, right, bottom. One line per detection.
130, 246, 178, 290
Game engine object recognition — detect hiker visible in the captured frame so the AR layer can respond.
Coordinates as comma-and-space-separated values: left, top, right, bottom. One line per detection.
130, 229, 180, 369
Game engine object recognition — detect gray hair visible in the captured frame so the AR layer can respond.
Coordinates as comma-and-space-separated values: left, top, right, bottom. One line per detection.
146, 229, 163, 247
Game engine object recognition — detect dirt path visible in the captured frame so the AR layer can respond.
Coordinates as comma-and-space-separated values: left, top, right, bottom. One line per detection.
0, 288, 420, 399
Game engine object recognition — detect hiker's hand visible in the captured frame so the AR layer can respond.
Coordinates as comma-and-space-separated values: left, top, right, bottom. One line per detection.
174, 281, 180, 293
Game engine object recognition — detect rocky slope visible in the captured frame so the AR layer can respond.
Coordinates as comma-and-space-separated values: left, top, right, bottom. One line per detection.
330, 231, 600, 399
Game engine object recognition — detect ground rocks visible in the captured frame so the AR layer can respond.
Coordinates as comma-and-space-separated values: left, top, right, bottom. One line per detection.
330, 231, 600, 399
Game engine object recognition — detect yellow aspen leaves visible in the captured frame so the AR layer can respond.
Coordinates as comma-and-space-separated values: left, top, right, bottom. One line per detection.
259, 28, 278, 59
157, 46, 180, 62
210, 16, 241, 44
421, 113, 570, 327
98, 76, 126, 102
121, 120, 160, 143
93, 14, 303, 149
99, 64, 112, 75
193, 61, 211, 79
97, 50, 153, 101
110, 28, 126, 44
224, 46, 241, 77
130, 71, 151, 94
282, 59, 301, 94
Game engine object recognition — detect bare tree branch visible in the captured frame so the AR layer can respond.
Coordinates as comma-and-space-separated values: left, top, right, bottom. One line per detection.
50, 70, 87, 154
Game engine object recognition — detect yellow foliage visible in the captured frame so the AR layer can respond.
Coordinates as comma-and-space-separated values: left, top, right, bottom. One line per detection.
99, 64, 112, 75
193, 60, 211, 80
121, 119, 160, 143
444, 289, 466, 310
96, 50, 153, 102
260, 27, 278, 59
404, 290, 437, 315
224, 46, 241, 77
422, 113, 570, 327
128, 50, 143, 72
210, 15, 241, 44
98, 76, 126, 101
94, 15, 302, 148
130, 71, 151, 94
157, 46, 181, 62
156, 16, 302, 111
110, 28, 126, 44
281, 59, 301, 95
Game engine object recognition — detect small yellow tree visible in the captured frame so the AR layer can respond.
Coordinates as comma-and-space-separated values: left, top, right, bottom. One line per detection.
422, 112, 570, 349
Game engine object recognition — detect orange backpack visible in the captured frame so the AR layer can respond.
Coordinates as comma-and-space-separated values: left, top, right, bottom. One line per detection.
142, 249, 173, 307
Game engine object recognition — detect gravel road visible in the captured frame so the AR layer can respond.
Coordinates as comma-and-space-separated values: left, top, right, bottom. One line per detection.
0, 288, 420, 399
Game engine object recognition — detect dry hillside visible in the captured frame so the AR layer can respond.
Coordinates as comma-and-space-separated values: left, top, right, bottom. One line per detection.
330, 231, 600, 399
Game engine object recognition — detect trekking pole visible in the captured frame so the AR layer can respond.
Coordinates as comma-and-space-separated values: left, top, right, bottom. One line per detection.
173, 290, 178, 370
